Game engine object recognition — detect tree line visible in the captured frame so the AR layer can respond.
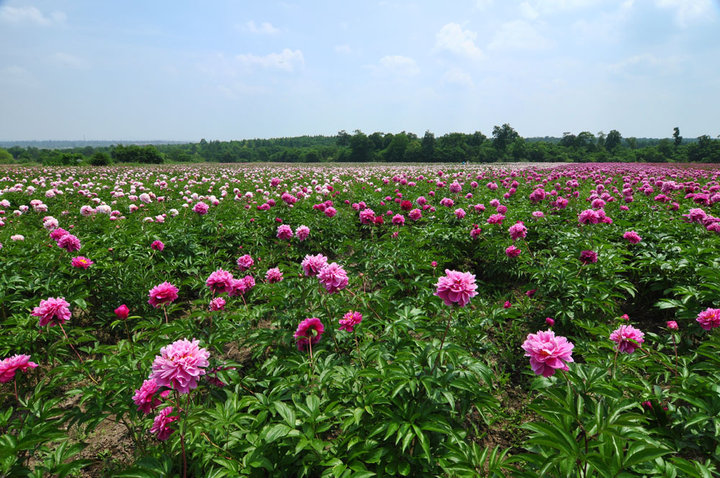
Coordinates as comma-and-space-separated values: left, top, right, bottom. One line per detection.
1, 125, 719, 165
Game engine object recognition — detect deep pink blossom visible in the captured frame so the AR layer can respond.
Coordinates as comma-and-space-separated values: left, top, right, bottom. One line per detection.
114, 304, 130, 320
610, 325, 645, 353
32, 297, 71, 327
57, 234, 81, 252
296, 225, 310, 241
696, 308, 720, 331
317, 262, 349, 293
623, 231, 642, 244
151, 240, 165, 251
71, 256, 93, 269
150, 406, 179, 441
521, 330, 574, 377
209, 297, 226, 311
148, 282, 179, 308
301, 254, 328, 277
236, 254, 254, 271
277, 224, 294, 240
435, 269, 478, 307
666, 321, 678, 330
149, 338, 210, 394
193, 201, 209, 215
505, 245, 521, 258
508, 222, 527, 241
206, 268, 234, 294
0, 354, 38, 383
50, 228, 69, 241
579, 250, 598, 264
339, 311, 363, 332
132, 378, 162, 414
266, 267, 283, 283
294, 317, 325, 350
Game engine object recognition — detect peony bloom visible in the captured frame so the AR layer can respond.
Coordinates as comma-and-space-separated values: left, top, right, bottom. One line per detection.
266, 267, 283, 283
150, 406, 179, 441
696, 308, 720, 331
71, 256, 94, 269
505, 245, 521, 258
435, 269, 478, 307
114, 304, 130, 320
150, 338, 210, 394
521, 330, 574, 377
151, 240, 165, 251
623, 231, 642, 244
57, 234, 81, 252
666, 320, 679, 330
579, 250, 598, 264
503, 301, 512, 309
132, 378, 162, 414
391, 214, 405, 226
409, 208, 422, 221
50, 228, 69, 241
236, 254, 254, 271
301, 254, 328, 277
359, 208, 375, 224
454, 208, 466, 219
508, 222, 527, 241
209, 297, 226, 311
206, 268, 234, 294
148, 282, 179, 308
317, 262, 349, 293
339, 311, 363, 332
610, 325, 645, 353
294, 317, 325, 351
545, 317, 555, 326
296, 225, 310, 241
277, 224, 294, 240
10, 234, 24, 241
0, 354, 38, 383
32, 297, 71, 327
193, 201, 209, 215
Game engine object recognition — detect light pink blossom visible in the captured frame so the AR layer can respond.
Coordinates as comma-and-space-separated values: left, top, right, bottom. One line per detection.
435, 270, 478, 307
522, 330, 574, 377
149, 338, 210, 394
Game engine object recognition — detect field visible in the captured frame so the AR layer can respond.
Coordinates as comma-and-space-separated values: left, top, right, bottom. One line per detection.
1, 162, 720, 477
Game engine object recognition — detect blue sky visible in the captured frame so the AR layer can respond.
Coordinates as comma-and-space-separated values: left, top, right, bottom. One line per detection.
1, 0, 719, 141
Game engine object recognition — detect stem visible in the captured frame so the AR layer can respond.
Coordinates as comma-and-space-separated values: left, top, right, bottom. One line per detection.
672, 334, 678, 376
175, 391, 188, 478
13, 378, 18, 402
308, 339, 315, 384
431, 308, 453, 375
354, 334, 365, 368
58, 322, 99, 385
163, 305, 169, 324
123, 320, 135, 360
611, 348, 619, 380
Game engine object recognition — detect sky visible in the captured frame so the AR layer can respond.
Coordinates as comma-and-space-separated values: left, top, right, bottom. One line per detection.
1, 0, 719, 142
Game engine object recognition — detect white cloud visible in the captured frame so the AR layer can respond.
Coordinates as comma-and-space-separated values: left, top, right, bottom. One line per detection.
0, 65, 39, 87
655, 0, 716, 27
442, 68, 474, 88
488, 20, 552, 50
244, 20, 279, 34
519, 2, 540, 20
609, 54, 683, 76
435, 23, 483, 60
0, 5, 65, 25
51, 52, 89, 69
378, 55, 420, 76
334, 44, 352, 54
236, 49, 304, 72
475, 0, 493, 10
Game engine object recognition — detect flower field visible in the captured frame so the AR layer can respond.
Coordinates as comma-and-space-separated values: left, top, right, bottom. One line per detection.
1, 162, 720, 477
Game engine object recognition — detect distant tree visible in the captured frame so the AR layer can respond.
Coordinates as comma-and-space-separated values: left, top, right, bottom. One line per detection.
420, 130, 435, 162
0, 148, 13, 163
89, 151, 111, 166
112, 145, 164, 164
384, 132, 409, 162
349, 130, 371, 162
605, 130, 622, 151
492, 123, 519, 151
336, 130, 351, 147
625, 137, 637, 150
673, 127, 682, 147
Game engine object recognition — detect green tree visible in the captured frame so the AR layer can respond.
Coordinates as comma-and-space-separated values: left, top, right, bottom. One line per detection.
349, 130, 371, 162
420, 131, 435, 162
492, 123, 519, 151
673, 127, 682, 147
0, 148, 14, 163
89, 151, 111, 166
383, 132, 409, 162
605, 130, 622, 151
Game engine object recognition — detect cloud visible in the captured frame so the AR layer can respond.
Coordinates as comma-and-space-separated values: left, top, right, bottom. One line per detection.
435, 23, 483, 60
0, 5, 65, 25
488, 20, 552, 50
654, 0, 716, 27
244, 20, 279, 34
519, 2, 540, 20
51, 52, 89, 69
236, 49, 304, 72
334, 44, 352, 54
609, 54, 683, 76
475, 0, 493, 10
442, 68, 474, 88
0, 65, 39, 87
377, 55, 420, 76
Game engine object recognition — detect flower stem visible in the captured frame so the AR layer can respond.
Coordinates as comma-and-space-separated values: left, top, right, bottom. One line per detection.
431, 308, 453, 375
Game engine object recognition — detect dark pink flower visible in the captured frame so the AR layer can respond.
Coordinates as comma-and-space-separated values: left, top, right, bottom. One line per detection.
545, 317, 555, 327
151, 240, 165, 251
317, 262, 348, 293
579, 250, 598, 264
296, 225, 310, 241
132, 378, 162, 414
209, 297, 226, 311
266, 267, 283, 283
666, 320, 678, 330
435, 269, 478, 307
148, 281, 179, 308
508, 221, 527, 241
301, 254, 328, 277
71, 256, 93, 269
50, 228, 69, 241
505, 245, 521, 258
149, 338, 210, 394
193, 202, 209, 215
0, 354, 38, 383
610, 325, 645, 353
277, 224, 294, 240
503, 301, 512, 309
57, 233, 81, 252
236, 254, 254, 271
32, 297, 71, 327
623, 231, 642, 244
339, 311, 363, 332
521, 330, 574, 377
206, 268, 234, 294
150, 406, 179, 441
114, 304, 130, 320
696, 308, 720, 331
294, 317, 325, 350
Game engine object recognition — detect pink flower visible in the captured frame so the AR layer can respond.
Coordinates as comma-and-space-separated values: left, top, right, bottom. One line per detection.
503, 301, 512, 309
359, 208, 375, 224
149, 338, 210, 394
610, 325, 645, 353
266, 267, 283, 283
206, 268, 234, 294
148, 281, 179, 308
296, 225, 310, 241
521, 330, 574, 377
209, 297, 226, 311
150, 406, 179, 441
0, 354, 38, 383
435, 269, 478, 307
236, 254, 254, 271
578, 209, 600, 224
71, 256, 93, 269
324, 207, 337, 218
696, 308, 720, 331
57, 234, 81, 252
623, 231, 642, 244
454, 208, 466, 219
277, 224, 294, 240
228, 275, 255, 296
294, 317, 325, 350
391, 214, 405, 226
505, 245, 521, 258
50, 228, 69, 241
545, 317, 555, 326
666, 320, 679, 330
526, 289, 537, 297
317, 262, 349, 293
339, 311, 363, 332
193, 201, 209, 215
151, 240, 165, 251
487, 213, 505, 225
301, 254, 328, 277
132, 378, 162, 414
409, 208, 422, 221
32, 297, 71, 327
114, 304, 130, 320
579, 250, 598, 264
508, 222, 527, 241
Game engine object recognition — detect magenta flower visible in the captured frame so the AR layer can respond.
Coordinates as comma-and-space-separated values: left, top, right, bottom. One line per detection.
114, 304, 130, 320
32, 297, 71, 327
236, 254, 254, 271
505, 245, 521, 258
521, 330, 574, 377
503, 301, 512, 309
277, 224, 294, 240
359, 208, 375, 224
228, 275, 255, 296
435, 269, 478, 307
666, 320, 679, 330
508, 221, 527, 241
148, 281, 179, 308
579, 250, 598, 264
696, 308, 720, 331
339, 311, 363, 332
209, 297, 226, 311
317, 262, 349, 293
151, 240, 165, 251
50, 228, 69, 241
57, 234, 81, 252
150, 406, 179, 441
296, 225, 310, 241
610, 325, 645, 353
392, 214, 405, 226
266, 267, 283, 283
0, 354, 38, 383
149, 338, 210, 394
71, 256, 93, 269
545, 317, 555, 326
301, 254, 328, 277
193, 201, 209, 215
294, 317, 325, 350
206, 268, 234, 294
409, 208, 422, 221
132, 378, 162, 414
623, 231, 642, 244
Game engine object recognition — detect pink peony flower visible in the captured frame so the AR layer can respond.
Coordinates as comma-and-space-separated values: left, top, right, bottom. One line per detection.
150, 406, 179, 441
435, 269, 478, 307
209, 297, 226, 311
71, 256, 93, 269
545, 317, 555, 326
32, 297, 71, 327
505, 245, 521, 258
666, 320, 678, 330
57, 234, 81, 252
317, 262, 349, 293
610, 325, 645, 353
579, 250, 598, 264
696, 308, 720, 331
521, 330, 574, 377
294, 317, 325, 350
339, 311, 363, 332
151, 240, 165, 251
148, 281, 179, 308
266, 267, 283, 283
0, 354, 38, 383
301, 254, 328, 277
114, 304, 130, 320
392, 214, 405, 226
50, 228, 69, 241
409, 208, 422, 221
277, 224, 294, 240
132, 378, 162, 414
193, 201, 209, 215
508, 221, 527, 241
236, 254, 254, 271
503, 301, 512, 309
623, 231, 642, 244
228, 275, 255, 296
206, 268, 234, 294
296, 225, 310, 241
149, 338, 210, 394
